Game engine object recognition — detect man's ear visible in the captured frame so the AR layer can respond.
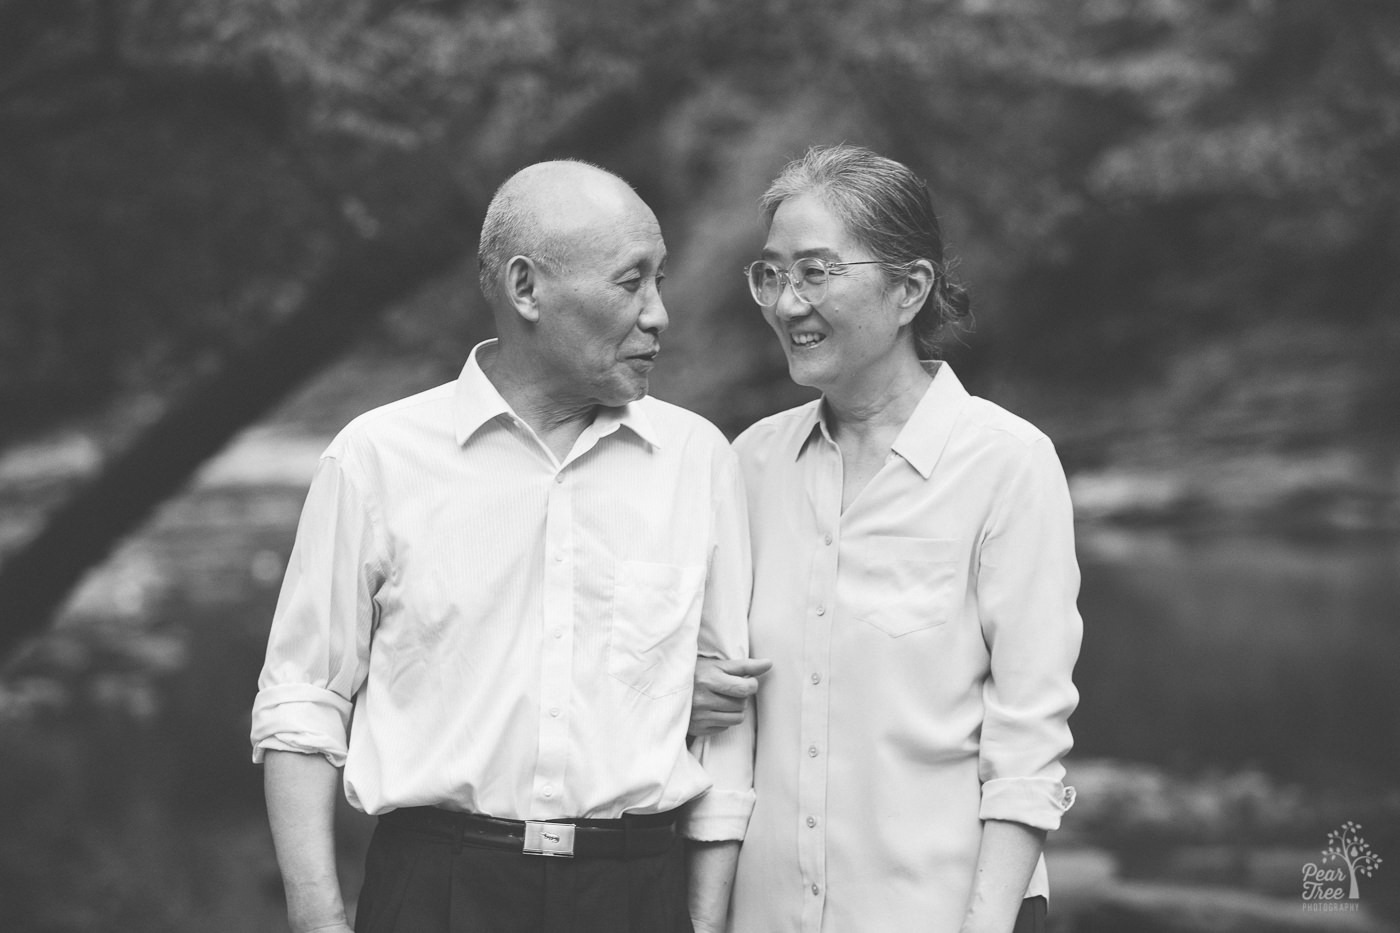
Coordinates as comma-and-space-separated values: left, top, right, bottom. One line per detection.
895, 259, 935, 327
504, 255, 542, 324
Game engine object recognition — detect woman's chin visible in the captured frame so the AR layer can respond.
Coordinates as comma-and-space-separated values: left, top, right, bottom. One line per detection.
785, 358, 828, 391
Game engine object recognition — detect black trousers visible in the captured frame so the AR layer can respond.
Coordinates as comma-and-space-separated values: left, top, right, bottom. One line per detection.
1014, 895, 1048, 933
353, 812, 692, 933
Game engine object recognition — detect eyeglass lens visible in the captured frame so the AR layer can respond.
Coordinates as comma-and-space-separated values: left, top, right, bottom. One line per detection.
748, 259, 831, 306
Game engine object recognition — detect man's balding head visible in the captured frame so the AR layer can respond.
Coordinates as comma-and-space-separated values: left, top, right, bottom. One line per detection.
472, 160, 668, 411
477, 160, 644, 308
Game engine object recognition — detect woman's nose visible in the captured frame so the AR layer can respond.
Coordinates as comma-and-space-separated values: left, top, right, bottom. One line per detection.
772, 282, 811, 321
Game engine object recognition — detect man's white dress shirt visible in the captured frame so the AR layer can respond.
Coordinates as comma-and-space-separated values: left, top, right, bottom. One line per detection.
251, 340, 754, 841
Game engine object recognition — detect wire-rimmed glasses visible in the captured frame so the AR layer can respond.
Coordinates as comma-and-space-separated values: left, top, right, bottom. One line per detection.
743, 257, 884, 307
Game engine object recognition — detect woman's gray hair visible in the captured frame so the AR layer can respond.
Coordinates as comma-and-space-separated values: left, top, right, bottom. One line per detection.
760, 144, 970, 358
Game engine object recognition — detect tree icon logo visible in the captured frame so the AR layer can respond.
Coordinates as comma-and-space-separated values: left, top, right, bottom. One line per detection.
1302, 821, 1384, 907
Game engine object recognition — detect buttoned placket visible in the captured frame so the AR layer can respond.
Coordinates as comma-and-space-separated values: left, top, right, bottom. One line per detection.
798, 430, 840, 933
532, 462, 576, 818
526, 417, 628, 820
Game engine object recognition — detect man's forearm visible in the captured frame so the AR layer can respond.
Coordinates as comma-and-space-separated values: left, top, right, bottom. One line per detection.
264, 749, 351, 933
958, 819, 1045, 933
688, 839, 741, 933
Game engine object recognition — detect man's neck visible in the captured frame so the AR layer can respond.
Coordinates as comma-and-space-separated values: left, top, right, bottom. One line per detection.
480, 343, 596, 463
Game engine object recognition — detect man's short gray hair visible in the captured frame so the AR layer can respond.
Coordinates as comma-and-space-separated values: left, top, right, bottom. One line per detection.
476, 159, 627, 302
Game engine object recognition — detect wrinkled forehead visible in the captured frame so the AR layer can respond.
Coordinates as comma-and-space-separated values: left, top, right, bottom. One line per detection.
762, 190, 864, 260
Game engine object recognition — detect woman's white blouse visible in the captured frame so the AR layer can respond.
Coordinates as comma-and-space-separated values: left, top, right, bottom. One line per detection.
727, 363, 1081, 933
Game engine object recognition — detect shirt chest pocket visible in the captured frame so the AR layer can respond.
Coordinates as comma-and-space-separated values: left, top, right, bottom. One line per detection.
854, 536, 961, 637
609, 560, 706, 698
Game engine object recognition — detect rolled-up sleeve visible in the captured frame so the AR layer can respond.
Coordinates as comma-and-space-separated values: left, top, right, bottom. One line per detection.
975, 436, 1082, 830
251, 453, 385, 767
680, 446, 756, 842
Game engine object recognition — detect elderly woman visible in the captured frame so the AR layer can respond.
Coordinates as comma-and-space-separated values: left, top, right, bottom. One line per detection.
694, 145, 1081, 933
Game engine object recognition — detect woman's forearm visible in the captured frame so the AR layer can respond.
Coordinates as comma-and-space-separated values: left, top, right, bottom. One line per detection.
688, 839, 741, 933
957, 819, 1045, 933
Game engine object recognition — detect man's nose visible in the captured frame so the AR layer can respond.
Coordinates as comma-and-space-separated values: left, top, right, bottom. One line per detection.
640, 288, 668, 335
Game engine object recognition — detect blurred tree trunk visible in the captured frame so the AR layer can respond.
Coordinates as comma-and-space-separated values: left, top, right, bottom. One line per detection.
0, 195, 472, 662
0, 66, 692, 663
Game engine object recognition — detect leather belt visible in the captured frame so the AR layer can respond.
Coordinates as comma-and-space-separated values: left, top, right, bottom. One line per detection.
379, 806, 679, 859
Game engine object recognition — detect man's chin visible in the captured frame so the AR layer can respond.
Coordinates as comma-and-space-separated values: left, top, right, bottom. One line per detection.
599, 379, 648, 408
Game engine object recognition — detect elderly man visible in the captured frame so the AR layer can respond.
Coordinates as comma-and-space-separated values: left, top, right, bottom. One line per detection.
251, 161, 753, 933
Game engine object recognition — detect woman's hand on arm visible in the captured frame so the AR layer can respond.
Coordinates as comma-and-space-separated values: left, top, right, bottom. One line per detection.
264, 749, 354, 933
689, 657, 772, 737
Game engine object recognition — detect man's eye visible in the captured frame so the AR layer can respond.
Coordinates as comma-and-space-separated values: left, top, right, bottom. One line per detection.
619, 278, 642, 292
654, 272, 666, 291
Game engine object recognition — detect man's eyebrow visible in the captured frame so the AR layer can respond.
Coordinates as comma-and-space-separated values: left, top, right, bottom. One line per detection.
612, 247, 666, 276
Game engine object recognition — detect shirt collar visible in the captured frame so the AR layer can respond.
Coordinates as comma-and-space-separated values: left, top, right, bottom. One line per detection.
453, 340, 513, 446
890, 362, 970, 479
789, 361, 970, 479
452, 339, 663, 449
590, 400, 662, 449
789, 401, 829, 461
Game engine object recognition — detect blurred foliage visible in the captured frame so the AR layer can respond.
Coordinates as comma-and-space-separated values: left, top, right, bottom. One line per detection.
0, 0, 777, 440
2, 0, 1398, 446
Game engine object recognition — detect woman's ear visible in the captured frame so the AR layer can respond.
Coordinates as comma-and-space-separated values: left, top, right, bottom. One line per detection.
895, 259, 936, 326
504, 255, 542, 324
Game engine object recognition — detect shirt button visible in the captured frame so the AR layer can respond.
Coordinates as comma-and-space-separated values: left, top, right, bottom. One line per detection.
815, 604, 826, 616
811, 884, 821, 896
810, 673, 821, 685
542, 785, 554, 798
553, 628, 564, 640
549, 707, 561, 718
808, 745, 819, 758
807, 816, 817, 828
554, 474, 565, 484
824, 533, 833, 545
554, 551, 564, 562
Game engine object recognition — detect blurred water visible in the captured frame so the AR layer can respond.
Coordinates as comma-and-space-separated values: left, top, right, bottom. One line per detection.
1073, 526, 1400, 788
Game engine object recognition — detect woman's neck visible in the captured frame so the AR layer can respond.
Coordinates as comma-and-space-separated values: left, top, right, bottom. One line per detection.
824, 355, 935, 447
823, 356, 935, 512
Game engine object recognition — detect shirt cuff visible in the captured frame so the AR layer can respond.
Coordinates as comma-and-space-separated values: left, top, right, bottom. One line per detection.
678, 786, 755, 842
979, 776, 1077, 831
250, 682, 352, 766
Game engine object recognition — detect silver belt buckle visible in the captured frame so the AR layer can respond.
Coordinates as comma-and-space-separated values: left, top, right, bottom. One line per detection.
523, 821, 576, 858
